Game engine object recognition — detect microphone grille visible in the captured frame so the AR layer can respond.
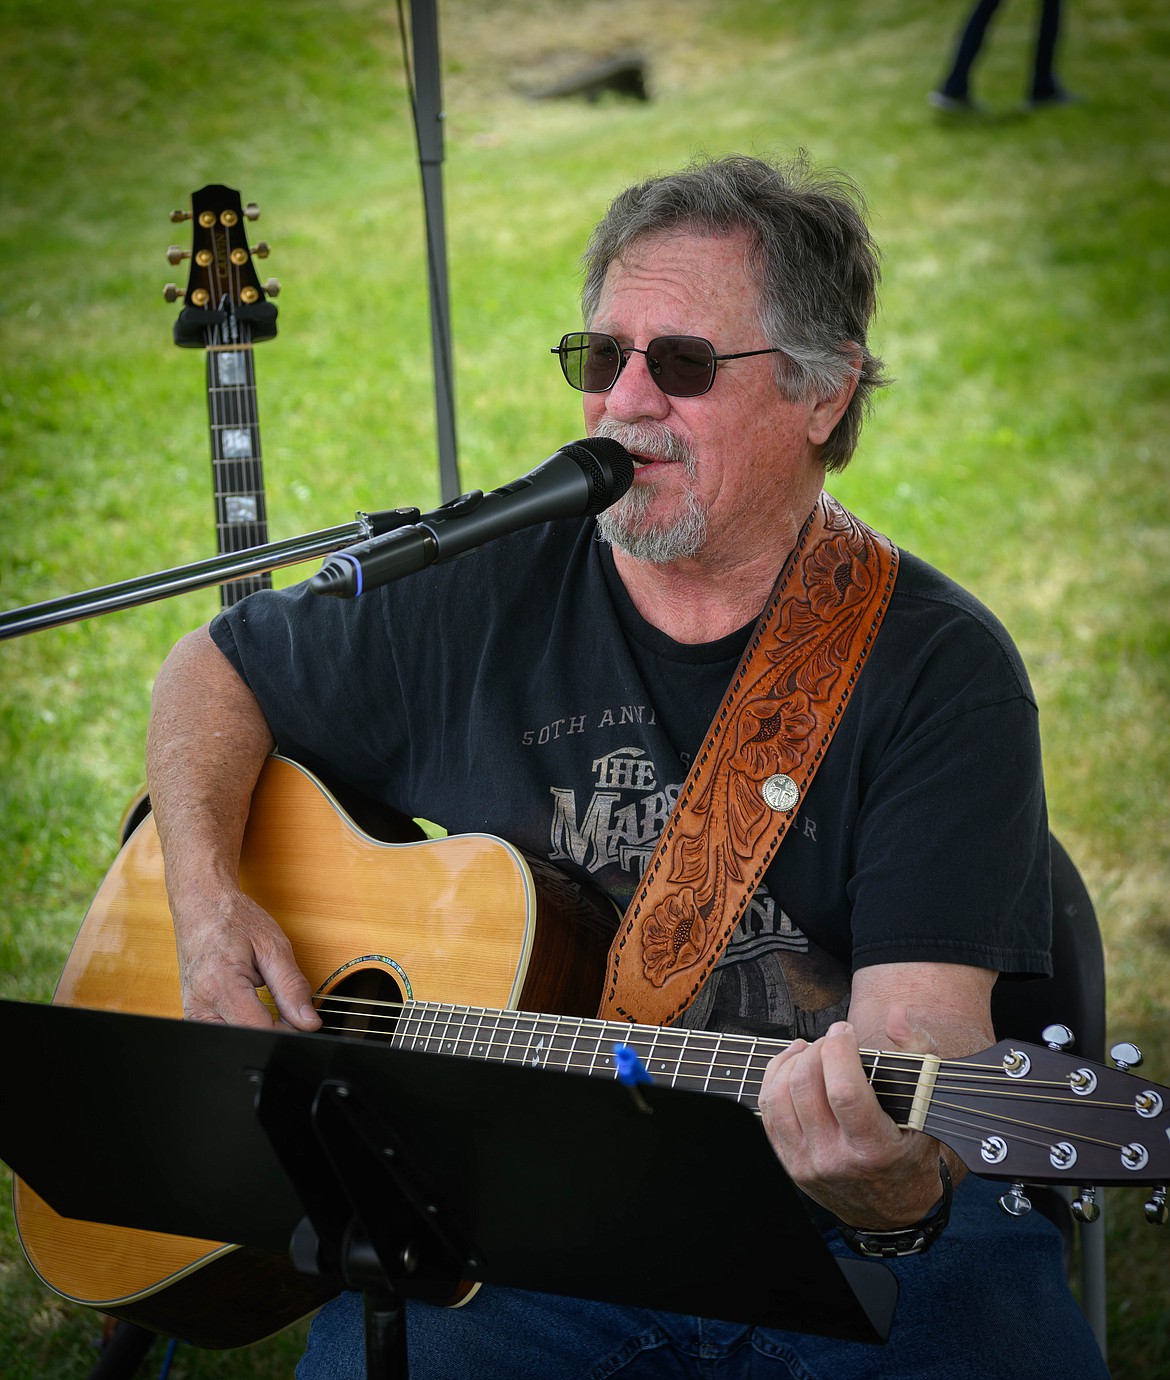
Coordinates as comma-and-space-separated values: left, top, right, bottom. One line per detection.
564, 437, 636, 515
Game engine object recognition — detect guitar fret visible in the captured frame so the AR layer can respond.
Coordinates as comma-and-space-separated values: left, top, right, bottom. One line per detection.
420, 1004, 445, 1053
663, 1027, 707, 1090
438, 1003, 463, 1057
510, 1012, 537, 1067
483, 1007, 511, 1064
547, 1014, 576, 1068
702, 1033, 721, 1092
744, 1053, 771, 1111
708, 1034, 755, 1101
466, 1006, 496, 1061
643, 1025, 664, 1079
736, 1038, 756, 1104
408, 1004, 433, 1053
522, 1012, 551, 1070
495, 1011, 522, 1066
391, 1001, 420, 1050
565, 1015, 593, 1076
581, 1018, 608, 1077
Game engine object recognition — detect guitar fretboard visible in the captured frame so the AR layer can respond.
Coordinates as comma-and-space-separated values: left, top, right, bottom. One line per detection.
205, 341, 271, 605
389, 1001, 879, 1112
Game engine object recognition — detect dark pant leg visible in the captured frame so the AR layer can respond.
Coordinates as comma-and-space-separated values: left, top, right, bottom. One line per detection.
1031, 0, 1064, 99
940, 0, 1005, 98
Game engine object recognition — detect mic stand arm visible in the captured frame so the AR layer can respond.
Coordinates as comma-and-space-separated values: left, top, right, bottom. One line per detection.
0, 509, 419, 641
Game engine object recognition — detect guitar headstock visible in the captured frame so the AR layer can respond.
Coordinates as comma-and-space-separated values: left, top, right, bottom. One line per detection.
913, 1039, 1169, 1211
164, 184, 279, 349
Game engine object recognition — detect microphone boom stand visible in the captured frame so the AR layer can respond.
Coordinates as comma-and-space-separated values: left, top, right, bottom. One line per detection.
0, 509, 418, 642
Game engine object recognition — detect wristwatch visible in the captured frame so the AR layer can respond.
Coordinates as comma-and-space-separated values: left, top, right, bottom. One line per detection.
833, 1158, 953, 1258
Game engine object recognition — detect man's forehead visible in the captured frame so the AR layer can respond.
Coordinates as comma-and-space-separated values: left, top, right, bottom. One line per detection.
596, 228, 760, 323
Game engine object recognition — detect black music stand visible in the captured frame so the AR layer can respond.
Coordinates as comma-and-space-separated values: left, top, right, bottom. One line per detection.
0, 1000, 898, 1375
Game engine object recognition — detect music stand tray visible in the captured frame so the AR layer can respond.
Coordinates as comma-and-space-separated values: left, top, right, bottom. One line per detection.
0, 1000, 897, 1372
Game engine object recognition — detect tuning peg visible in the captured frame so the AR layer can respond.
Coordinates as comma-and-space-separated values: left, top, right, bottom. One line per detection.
997, 1183, 1033, 1217
162, 283, 184, 303
1071, 1187, 1101, 1223
170, 209, 192, 223
1110, 1041, 1143, 1071
165, 245, 189, 266
1042, 1023, 1076, 1051
1145, 1186, 1168, 1226
262, 277, 281, 298
244, 202, 260, 221
252, 240, 271, 259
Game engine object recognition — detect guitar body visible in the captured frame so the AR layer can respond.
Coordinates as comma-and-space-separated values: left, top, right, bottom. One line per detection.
14, 755, 617, 1347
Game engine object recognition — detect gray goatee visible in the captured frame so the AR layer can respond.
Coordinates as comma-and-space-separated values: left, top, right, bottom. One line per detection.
591, 420, 708, 563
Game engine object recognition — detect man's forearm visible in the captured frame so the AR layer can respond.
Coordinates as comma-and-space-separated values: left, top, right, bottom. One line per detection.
145, 624, 275, 905
145, 625, 319, 1029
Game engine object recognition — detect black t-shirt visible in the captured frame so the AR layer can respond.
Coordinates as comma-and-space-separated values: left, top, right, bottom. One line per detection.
210, 509, 1051, 1040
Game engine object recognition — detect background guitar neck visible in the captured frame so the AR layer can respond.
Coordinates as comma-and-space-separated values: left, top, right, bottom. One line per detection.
168, 183, 280, 609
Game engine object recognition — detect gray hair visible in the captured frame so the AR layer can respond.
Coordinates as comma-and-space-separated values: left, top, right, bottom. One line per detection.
580, 152, 889, 471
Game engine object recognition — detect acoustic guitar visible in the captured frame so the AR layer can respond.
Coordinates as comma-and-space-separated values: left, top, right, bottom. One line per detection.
14, 756, 1170, 1348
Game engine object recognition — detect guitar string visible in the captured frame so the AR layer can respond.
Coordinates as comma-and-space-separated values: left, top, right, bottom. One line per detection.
204, 217, 237, 592
232, 215, 264, 562
922, 1100, 1133, 1155
202, 223, 223, 569
223, 213, 261, 579
263, 993, 1150, 1152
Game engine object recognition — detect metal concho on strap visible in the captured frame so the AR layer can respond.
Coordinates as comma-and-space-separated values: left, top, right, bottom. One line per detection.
598, 492, 899, 1026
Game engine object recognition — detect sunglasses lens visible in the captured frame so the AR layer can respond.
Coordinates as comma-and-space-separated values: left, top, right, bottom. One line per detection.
560, 333, 623, 392
557, 333, 718, 396
647, 337, 717, 397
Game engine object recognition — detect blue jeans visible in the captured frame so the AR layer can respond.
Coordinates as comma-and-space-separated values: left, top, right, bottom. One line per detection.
296, 1178, 1109, 1378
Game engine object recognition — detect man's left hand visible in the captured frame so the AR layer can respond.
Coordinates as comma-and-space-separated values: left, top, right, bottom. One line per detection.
757, 1004, 946, 1230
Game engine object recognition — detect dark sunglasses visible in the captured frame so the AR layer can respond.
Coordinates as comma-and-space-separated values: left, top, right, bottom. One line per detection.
551, 331, 783, 399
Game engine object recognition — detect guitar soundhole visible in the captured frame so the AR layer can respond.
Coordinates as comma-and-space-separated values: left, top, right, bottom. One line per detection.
318, 960, 406, 1043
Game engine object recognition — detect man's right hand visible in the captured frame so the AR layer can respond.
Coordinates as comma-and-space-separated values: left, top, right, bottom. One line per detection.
146, 626, 322, 1032
172, 883, 322, 1032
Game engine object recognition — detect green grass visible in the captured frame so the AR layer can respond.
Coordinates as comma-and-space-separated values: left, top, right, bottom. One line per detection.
2, 0, 1168, 1374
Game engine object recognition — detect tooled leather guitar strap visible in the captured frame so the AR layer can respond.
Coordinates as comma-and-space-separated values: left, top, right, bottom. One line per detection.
598, 491, 899, 1026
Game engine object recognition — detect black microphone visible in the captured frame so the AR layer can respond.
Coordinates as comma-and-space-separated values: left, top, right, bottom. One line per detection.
310, 437, 635, 597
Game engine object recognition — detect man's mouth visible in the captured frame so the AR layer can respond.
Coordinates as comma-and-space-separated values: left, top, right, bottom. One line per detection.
592, 422, 692, 472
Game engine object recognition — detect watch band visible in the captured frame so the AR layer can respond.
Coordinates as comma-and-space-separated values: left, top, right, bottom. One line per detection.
834, 1158, 953, 1259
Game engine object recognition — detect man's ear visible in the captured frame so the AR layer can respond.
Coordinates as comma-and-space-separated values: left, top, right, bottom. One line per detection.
808, 344, 861, 446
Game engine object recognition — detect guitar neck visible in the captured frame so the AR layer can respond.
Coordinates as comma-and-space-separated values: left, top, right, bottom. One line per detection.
205, 339, 272, 607
383, 999, 1170, 1189
171, 184, 279, 611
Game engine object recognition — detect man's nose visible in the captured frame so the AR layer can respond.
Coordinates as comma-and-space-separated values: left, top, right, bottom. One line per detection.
603, 349, 671, 422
